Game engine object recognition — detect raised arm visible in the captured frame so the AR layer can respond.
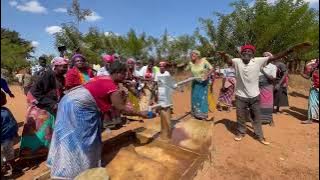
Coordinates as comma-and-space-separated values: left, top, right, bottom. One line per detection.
268, 42, 313, 63
216, 51, 233, 65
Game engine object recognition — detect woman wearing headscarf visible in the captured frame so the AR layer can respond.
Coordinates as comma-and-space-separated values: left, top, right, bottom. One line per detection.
185, 50, 215, 120
65, 54, 95, 90
301, 59, 319, 124
258, 52, 278, 125
47, 61, 153, 179
97, 54, 115, 76
19, 57, 68, 159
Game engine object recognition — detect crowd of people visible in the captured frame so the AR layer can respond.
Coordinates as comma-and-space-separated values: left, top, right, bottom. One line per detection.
1, 42, 318, 178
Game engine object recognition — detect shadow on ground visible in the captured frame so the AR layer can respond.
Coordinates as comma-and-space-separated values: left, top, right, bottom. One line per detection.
214, 119, 257, 139
283, 106, 308, 121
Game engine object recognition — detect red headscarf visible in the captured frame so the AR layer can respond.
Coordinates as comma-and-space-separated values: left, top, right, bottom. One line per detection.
241, 44, 256, 53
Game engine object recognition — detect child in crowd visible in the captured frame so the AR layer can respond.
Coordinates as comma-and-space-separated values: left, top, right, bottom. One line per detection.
155, 61, 175, 113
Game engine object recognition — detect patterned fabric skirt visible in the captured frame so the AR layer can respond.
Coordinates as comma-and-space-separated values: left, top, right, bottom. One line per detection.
127, 91, 140, 111
191, 80, 209, 119
47, 87, 102, 179
308, 87, 319, 121
126, 91, 140, 120
139, 82, 156, 111
218, 86, 235, 107
19, 92, 55, 159
218, 77, 236, 107
259, 84, 274, 124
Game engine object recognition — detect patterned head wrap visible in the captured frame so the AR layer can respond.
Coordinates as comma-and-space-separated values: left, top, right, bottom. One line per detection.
52, 57, 68, 66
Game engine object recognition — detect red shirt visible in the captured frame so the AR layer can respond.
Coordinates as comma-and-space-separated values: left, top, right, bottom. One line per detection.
83, 76, 118, 113
65, 67, 95, 90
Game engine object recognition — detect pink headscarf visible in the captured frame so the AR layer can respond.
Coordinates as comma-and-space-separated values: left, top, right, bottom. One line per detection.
102, 54, 114, 63
52, 57, 68, 66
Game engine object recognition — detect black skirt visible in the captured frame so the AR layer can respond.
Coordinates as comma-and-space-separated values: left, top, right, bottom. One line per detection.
274, 87, 289, 107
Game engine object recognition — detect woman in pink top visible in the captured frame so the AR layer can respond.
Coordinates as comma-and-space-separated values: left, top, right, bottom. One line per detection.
47, 61, 153, 179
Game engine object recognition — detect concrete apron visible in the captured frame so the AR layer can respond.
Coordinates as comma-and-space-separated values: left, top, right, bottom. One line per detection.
103, 114, 213, 180
34, 114, 214, 180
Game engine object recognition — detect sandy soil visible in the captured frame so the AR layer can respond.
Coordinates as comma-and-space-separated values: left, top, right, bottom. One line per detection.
3, 81, 319, 180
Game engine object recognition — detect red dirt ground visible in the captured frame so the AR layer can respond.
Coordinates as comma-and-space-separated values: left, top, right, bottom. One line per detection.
4, 80, 319, 180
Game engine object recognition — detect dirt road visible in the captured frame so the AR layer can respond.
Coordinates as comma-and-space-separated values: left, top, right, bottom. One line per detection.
4, 82, 319, 180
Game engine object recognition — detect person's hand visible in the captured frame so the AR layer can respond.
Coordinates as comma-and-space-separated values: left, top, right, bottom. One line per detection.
139, 111, 156, 119
9, 93, 15, 98
275, 84, 280, 90
202, 74, 209, 81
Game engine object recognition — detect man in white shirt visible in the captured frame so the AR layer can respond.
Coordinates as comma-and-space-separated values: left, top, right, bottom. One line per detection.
218, 42, 311, 145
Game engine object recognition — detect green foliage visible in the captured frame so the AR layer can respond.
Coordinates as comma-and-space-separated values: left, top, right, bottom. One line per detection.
197, 0, 319, 61
54, 0, 320, 66
1, 28, 33, 72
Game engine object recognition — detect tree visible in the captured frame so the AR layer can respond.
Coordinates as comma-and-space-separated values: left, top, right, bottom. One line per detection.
196, 0, 319, 70
1, 28, 33, 72
67, 0, 92, 28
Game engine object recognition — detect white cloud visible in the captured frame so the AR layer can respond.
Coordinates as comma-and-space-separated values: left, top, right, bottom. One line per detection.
305, 0, 319, 5
267, 0, 277, 4
16, 1, 47, 13
31, 41, 39, 47
104, 32, 111, 36
104, 31, 120, 36
85, 11, 102, 22
45, 26, 62, 35
53, 8, 67, 13
9, 1, 18, 7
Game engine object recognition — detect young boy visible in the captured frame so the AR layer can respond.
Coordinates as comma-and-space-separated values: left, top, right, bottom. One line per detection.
154, 61, 175, 113
1, 90, 19, 175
